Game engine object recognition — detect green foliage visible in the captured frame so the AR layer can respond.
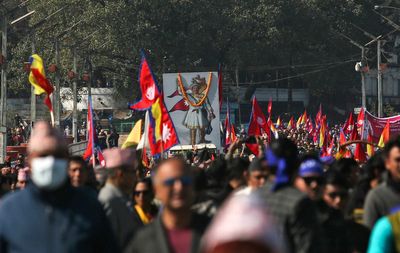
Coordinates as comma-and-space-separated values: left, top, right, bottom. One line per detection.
4, 0, 387, 108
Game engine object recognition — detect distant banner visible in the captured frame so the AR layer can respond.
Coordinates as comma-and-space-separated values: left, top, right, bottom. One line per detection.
163, 72, 221, 149
364, 110, 400, 143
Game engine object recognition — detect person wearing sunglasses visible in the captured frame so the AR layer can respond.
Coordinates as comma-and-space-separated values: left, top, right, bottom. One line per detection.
295, 157, 325, 200
133, 177, 157, 225
125, 157, 210, 253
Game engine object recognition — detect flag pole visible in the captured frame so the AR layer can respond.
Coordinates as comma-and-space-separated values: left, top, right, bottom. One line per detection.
50, 110, 55, 127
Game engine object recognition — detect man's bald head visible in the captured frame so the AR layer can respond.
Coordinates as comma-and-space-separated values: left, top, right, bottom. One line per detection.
28, 121, 68, 159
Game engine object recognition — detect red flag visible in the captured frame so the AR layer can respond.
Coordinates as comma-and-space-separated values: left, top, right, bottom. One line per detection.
83, 96, 95, 161
357, 108, 365, 139
343, 113, 354, 135
225, 102, 232, 146
246, 143, 260, 156
148, 95, 179, 155
339, 128, 347, 145
306, 118, 314, 134
315, 104, 322, 125
97, 147, 106, 167
248, 96, 270, 138
129, 53, 160, 110
350, 124, 360, 141
231, 124, 237, 142
327, 138, 335, 156
354, 143, 367, 163
169, 98, 189, 112
167, 89, 180, 98
287, 116, 295, 130
267, 98, 272, 115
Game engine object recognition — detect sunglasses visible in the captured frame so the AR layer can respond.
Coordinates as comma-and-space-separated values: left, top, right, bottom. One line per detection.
253, 175, 268, 180
327, 191, 348, 199
162, 176, 193, 187
302, 176, 324, 185
134, 190, 150, 196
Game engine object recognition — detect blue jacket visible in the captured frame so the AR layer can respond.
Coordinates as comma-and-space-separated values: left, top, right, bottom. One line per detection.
0, 183, 119, 253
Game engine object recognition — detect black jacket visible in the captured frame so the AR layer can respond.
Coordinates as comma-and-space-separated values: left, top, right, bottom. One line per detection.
125, 212, 210, 253
259, 182, 322, 253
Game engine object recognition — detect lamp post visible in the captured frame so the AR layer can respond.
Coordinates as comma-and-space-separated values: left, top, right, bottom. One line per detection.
0, 16, 7, 164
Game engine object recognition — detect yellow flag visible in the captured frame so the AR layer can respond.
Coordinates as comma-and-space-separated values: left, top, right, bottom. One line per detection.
122, 120, 143, 149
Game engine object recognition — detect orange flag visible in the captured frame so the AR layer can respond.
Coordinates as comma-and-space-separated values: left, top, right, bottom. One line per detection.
367, 133, 375, 157
378, 120, 390, 148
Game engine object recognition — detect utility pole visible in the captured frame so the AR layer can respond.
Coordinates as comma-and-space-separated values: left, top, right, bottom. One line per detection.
377, 39, 383, 117
235, 65, 242, 126
72, 47, 78, 143
54, 39, 61, 128
0, 16, 7, 164
361, 47, 366, 108
88, 56, 92, 98
30, 34, 36, 128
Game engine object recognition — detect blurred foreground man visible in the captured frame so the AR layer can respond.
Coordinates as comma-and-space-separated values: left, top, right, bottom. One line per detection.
125, 158, 210, 253
260, 138, 322, 253
0, 122, 118, 253
98, 148, 142, 251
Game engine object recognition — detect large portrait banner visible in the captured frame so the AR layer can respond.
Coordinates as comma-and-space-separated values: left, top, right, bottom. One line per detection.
163, 72, 221, 149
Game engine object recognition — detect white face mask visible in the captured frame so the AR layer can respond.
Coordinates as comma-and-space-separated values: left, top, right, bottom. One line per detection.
31, 156, 68, 190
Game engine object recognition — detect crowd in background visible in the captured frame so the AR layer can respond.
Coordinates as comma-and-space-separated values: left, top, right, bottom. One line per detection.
0, 120, 399, 253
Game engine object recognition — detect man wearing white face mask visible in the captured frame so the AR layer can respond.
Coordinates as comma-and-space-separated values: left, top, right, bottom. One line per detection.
0, 121, 119, 253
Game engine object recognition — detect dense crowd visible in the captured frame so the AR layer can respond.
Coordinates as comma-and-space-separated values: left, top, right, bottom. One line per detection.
0, 121, 399, 253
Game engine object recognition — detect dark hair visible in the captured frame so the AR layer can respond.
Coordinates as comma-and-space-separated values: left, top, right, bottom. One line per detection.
135, 177, 153, 191
331, 158, 358, 177
384, 137, 400, 158
226, 158, 249, 181
325, 170, 349, 189
269, 138, 299, 176
69, 156, 88, 171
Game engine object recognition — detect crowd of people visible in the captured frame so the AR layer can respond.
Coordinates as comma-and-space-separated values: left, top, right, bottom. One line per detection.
0, 120, 399, 253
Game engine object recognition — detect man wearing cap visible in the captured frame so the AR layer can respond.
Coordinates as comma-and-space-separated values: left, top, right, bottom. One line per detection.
0, 121, 118, 253
295, 157, 325, 200
125, 157, 210, 253
98, 147, 142, 252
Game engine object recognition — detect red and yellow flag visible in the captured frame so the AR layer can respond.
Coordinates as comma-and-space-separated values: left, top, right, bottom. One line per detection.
29, 54, 54, 113
378, 120, 390, 148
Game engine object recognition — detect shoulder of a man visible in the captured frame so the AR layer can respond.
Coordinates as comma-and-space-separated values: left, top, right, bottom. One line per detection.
262, 185, 307, 210
364, 183, 391, 208
125, 219, 161, 253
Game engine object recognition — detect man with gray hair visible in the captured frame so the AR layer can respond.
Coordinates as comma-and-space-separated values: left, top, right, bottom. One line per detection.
0, 121, 118, 253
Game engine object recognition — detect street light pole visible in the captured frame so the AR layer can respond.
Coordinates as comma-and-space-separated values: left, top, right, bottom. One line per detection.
377, 39, 383, 117
54, 39, 61, 128
361, 47, 366, 108
72, 47, 78, 143
30, 34, 36, 128
0, 16, 7, 164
